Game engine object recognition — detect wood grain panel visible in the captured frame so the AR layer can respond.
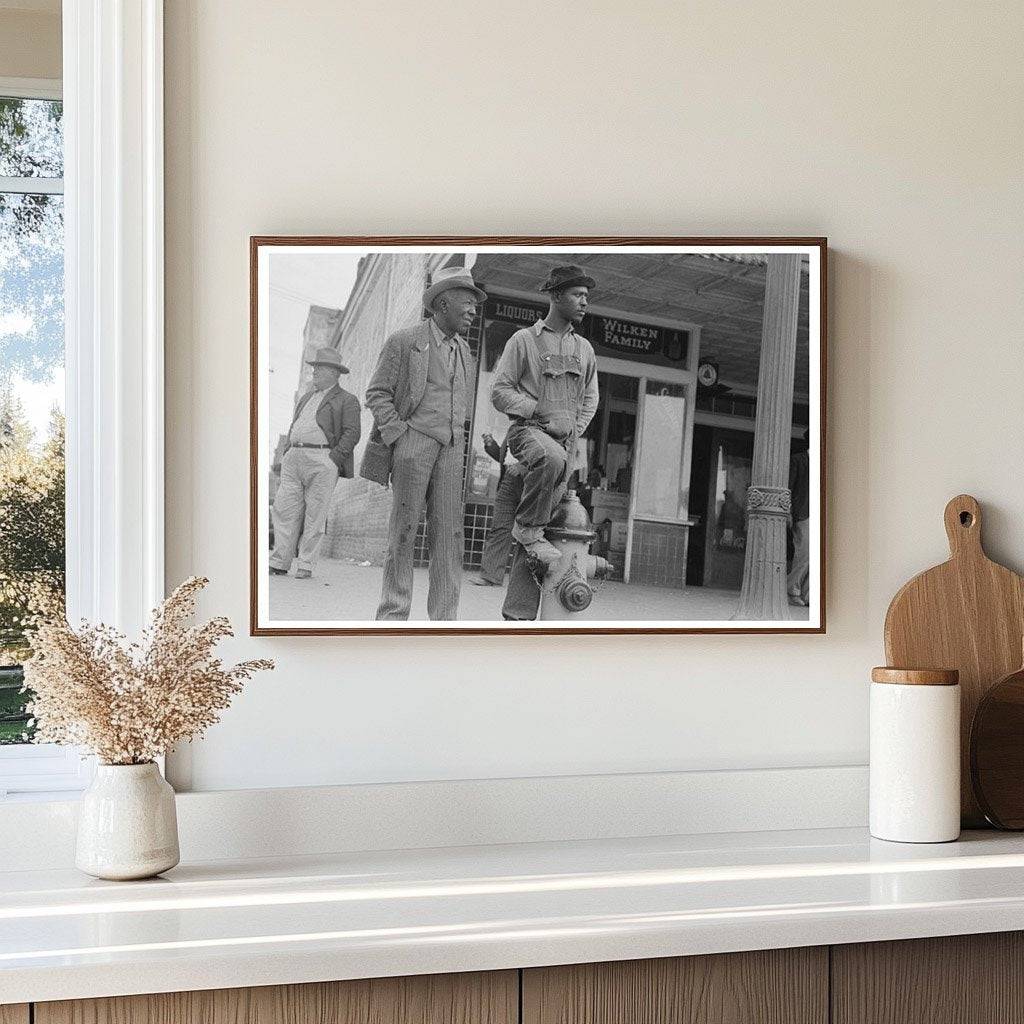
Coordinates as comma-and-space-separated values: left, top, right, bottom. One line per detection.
832, 932, 1024, 1024
883, 493, 1024, 825
35, 970, 517, 1024
522, 948, 828, 1024
0, 1006, 29, 1024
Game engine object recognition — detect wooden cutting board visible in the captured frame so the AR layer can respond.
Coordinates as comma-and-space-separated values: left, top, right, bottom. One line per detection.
884, 494, 1024, 826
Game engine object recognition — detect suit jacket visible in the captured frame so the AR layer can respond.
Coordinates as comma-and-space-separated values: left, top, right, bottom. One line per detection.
364, 321, 475, 447
286, 384, 361, 478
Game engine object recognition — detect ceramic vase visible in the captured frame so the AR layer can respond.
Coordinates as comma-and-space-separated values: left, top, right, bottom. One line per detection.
76, 762, 180, 880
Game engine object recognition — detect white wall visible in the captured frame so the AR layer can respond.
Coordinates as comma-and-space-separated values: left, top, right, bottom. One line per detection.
0, 6, 61, 80
267, 255, 358, 442
164, 1, 1024, 792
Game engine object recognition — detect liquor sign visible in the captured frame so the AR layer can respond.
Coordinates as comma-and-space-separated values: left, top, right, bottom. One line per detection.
485, 297, 689, 369
486, 297, 547, 326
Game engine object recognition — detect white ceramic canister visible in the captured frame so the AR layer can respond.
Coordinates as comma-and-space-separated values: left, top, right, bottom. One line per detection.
869, 667, 961, 843
76, 762, 180, 880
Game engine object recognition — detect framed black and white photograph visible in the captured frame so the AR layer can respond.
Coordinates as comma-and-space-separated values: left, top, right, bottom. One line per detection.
250, 237, 826, 635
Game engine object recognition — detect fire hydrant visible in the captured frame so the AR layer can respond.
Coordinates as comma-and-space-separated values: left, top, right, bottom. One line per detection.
536, 490, 613, 620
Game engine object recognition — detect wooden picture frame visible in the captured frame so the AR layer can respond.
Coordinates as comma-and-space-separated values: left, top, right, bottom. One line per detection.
250, 237, 827, 635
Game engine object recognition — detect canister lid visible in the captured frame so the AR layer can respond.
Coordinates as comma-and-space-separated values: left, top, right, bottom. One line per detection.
871, 667, 959, 686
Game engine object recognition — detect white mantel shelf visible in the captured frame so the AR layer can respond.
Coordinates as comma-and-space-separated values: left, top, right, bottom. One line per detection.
4, 827, 1024, 1004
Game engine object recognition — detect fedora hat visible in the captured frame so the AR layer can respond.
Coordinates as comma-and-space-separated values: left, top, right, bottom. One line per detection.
306, 347, 349, 373
422, 265, 487, 312
540, 264, 597, 292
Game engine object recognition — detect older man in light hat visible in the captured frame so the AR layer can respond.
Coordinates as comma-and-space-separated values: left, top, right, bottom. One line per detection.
269, 347, 361, 579
364, 265, 483, 620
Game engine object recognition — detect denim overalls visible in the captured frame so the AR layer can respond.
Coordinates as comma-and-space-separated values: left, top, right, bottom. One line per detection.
525, 331, 584, 443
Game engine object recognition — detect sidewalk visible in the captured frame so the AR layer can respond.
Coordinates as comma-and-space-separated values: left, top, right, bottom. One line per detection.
268, 558, 811, 623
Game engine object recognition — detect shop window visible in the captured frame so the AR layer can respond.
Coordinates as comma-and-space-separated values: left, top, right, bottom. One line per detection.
703, 434, 753, 590
606, 374, 639, 401
634, 381, 687, 521
583, 372, 638, 496
465, 320, 518, 504
696, 390, 809, 426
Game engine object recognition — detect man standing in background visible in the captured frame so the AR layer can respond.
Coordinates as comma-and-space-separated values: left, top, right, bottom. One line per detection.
364, 266, 483, 620
787, 429, 811, 606
270, 348, 360, 579
471, 433, 524, 588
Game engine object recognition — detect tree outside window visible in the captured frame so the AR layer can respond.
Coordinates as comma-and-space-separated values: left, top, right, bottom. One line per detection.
0, 95, 65, 744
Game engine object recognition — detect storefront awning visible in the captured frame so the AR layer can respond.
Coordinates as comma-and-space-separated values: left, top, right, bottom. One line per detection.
471, 252, 811, 396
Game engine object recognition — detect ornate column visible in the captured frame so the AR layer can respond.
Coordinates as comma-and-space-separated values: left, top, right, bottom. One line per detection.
733, 254, 802, 621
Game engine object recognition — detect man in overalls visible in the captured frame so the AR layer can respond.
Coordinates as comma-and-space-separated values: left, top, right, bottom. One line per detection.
490, 265, 600, 616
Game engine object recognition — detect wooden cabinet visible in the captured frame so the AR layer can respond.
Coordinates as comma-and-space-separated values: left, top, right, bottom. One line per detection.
832, 932, 1024, 1024
34, 971, 517, 1024
23, 932, 1024, 1024
522, 948, 828, 1024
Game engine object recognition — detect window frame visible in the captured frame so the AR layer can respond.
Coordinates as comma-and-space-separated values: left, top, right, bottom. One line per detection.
0, 76, 63, 195
0, 76, 61, 101
0, 0, 165, 799
0, 76, 77, 794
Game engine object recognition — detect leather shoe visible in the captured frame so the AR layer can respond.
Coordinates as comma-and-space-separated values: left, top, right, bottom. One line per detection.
295, 569, 312, 579
269, 567, 287, 576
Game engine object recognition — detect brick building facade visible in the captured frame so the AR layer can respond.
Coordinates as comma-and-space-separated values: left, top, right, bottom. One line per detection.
315, 253, 487, 569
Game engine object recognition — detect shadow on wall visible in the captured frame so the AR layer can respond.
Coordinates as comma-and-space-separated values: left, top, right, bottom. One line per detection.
827, 249, 872, 630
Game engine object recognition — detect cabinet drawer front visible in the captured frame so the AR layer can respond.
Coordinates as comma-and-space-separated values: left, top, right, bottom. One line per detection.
0, 1006, 29, 1024
35, 971, 518, 1024
833, 932, 1024, 1024
523, 948, 827, 1024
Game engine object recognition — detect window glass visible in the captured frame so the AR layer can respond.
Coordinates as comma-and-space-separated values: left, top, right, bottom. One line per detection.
0, 98, 63, 178
0, 192, 64, 378
466, 321, 516, 503
0, 97, 65, 746
702, 435, 752, 590
634, 380, 687, 521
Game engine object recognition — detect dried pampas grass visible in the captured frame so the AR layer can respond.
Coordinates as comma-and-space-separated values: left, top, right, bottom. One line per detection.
22, 576, 273, 765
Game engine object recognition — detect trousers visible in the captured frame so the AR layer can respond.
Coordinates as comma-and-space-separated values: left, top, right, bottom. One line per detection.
501, 464, 570, 621
501, 541, 543, 621
787, 517, 810, 598
376, 426, 463, 620
505, 424, 569, 544
479, 468, 524, 584
270, 448, 339, 573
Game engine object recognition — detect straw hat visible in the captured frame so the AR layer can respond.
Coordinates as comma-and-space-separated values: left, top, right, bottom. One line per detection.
306, 347, 349, 373
422, 265, 487, 311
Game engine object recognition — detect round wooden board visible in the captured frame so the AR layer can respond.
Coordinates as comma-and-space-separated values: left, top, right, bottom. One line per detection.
970, 664, 1024, 829
884, 495, 1024, 827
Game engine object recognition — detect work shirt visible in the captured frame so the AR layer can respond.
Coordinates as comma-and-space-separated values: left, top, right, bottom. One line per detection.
490, 319, 599, 438
289, 388, 329, 445
407, 318, 467, 445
